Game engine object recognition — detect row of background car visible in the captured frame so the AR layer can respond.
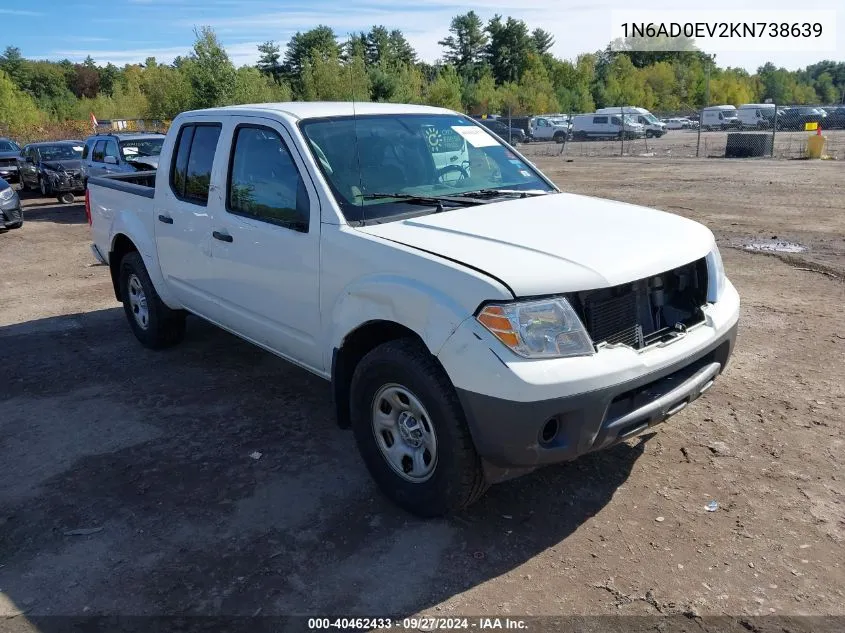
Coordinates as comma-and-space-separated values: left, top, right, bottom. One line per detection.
477, 103, 845, 143
663, 104, 845, 131
0, 131, 165, 204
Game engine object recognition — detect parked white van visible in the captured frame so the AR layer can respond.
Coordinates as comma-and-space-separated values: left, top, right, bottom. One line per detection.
596, 107, 667, 138
736, 104, 776, 130
701, 105, 741, 131
571, 113, 646, 141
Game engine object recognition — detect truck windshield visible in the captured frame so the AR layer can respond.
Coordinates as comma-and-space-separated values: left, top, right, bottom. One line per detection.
119, 138, 164, 160
300, 113, 554, 224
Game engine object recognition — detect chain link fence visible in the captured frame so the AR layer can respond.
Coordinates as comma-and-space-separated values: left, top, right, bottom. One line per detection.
518, 105, 845, 162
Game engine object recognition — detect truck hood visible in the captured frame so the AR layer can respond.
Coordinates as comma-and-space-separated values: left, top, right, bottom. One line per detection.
357, 192, 715, 297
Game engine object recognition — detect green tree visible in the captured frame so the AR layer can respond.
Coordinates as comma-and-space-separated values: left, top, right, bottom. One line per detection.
284, 25, 340, 78
0, 46, 28, 88
184, 26, 237, 108
438, 11, 489, 81
469, 69, 501, 115
0, 69, 42, 135
485, 15, 532, 84
389, 62, 425, 104
98, 63, 120, 96
603, 54, 647, 107
257, 41, 283, 83
388, 30, 416, 66
301, 52, 370, 101
232, 66, 292, 104
518, 52, 559, 114
143, 63, 193, 118
426, 65, 463, 110
530, 29, 555, 56
814, 72, 839, 103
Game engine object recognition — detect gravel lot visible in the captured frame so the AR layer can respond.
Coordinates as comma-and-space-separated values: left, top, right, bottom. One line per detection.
1, 158, 843, 625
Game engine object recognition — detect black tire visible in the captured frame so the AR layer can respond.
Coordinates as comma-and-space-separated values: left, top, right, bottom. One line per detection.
553, 132, 566, 143
118, 251, 186, 349
9, 221, 23, 229
349, 338, 488, 517
39, 177, 50, 197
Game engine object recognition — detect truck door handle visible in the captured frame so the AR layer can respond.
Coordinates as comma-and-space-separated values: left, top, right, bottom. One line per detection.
212, 231, 233, 243
158, 215, 173, 224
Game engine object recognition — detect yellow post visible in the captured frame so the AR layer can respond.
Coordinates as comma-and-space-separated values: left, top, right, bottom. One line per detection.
806, 128, 826, 159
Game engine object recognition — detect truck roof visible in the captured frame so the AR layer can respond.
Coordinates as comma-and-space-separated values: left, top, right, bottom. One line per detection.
180, 102, 456, 121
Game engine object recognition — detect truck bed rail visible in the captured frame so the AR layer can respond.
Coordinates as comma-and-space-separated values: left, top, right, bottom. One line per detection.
87, 171, 156, 199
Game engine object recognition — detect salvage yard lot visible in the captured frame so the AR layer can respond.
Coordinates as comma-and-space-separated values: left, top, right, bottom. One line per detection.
1, 157, 843, 621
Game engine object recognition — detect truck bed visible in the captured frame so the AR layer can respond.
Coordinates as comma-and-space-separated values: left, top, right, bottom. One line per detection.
88, 171, 158, 267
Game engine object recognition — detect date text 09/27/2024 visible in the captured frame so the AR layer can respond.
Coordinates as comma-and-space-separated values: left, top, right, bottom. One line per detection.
307, 617, 529, 630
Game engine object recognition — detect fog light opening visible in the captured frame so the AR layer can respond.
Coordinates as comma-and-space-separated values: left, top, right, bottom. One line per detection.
540, 417, 560, 445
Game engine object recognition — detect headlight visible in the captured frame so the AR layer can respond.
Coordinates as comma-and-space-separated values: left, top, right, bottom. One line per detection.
0, 186, 14, 201
477, 297, 594, 359
706, 244, 726, 302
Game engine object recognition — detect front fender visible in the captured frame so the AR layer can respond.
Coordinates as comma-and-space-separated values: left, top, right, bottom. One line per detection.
327, 273, 473, 360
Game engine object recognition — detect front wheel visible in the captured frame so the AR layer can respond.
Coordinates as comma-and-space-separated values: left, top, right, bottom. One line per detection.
118, 251, 186, 349
39, 178, 50, 197
349, 338, 488, 517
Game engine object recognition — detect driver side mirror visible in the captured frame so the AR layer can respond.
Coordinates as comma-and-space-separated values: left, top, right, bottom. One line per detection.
104, 155, 118, 165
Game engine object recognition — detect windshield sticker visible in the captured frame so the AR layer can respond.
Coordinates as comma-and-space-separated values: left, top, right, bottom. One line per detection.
451, 125, 498, 148
72, 146, 84, 151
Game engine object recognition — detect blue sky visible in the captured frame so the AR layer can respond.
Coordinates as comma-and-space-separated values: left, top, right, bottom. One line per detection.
2, 0, 842, 72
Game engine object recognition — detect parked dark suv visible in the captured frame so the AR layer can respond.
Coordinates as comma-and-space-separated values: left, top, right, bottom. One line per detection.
776, 107, 827, 131
477, 118, 527, 144
18, 140, 86, 203
0, 138, 22, 183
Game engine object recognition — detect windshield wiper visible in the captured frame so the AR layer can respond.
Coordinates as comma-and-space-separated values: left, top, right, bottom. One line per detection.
361, 192, 486, 212
457, 188, 554, 199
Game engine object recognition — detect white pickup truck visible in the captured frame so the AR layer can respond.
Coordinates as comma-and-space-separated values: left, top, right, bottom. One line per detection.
86, 102, 740, 517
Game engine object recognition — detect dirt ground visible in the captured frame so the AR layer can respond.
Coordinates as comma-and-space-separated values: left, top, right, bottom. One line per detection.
0, 157, 843, 625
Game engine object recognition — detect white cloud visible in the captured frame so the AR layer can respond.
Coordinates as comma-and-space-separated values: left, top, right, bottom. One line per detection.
0, 8, 44, 15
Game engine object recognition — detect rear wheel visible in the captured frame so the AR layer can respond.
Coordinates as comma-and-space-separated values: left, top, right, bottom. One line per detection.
118, 251, 186, 349
349, 338, 488, 517
553, 132, 566, 143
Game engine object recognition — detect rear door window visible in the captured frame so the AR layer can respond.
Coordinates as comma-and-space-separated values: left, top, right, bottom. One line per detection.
169, 123, 222, 206
593, 116, 608, 124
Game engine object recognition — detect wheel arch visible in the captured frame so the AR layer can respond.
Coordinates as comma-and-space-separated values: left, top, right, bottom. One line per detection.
109, 233, 139, 301
331, 320, 445, 429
